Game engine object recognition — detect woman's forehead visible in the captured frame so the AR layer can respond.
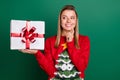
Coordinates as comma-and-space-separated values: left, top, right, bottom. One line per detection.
61, 10, 76, 16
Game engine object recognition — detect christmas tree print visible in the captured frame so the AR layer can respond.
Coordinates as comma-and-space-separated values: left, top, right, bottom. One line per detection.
51, 50, 82, 80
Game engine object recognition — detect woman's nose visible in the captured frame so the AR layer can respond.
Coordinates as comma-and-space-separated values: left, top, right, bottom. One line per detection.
67, 18, 71, 23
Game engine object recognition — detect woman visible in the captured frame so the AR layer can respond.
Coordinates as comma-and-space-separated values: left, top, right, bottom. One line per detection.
20, 5, 90, 80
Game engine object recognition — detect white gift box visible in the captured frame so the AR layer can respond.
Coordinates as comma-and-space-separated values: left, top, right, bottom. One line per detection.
10, 20, 45, 50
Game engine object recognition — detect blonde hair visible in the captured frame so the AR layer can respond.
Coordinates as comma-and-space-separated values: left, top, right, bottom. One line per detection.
55, 5, 80, 49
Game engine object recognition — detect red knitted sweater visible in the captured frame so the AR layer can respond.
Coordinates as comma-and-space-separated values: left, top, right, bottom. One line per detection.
35, 35, 90, 80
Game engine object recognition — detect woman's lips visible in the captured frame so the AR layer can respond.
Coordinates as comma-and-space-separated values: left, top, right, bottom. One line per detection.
65, 24, 72, 27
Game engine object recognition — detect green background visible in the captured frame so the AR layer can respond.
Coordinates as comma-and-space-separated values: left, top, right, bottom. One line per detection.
0, 0, 120, 80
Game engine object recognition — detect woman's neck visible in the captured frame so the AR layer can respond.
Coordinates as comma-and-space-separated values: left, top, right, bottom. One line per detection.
61, 30, 74, 36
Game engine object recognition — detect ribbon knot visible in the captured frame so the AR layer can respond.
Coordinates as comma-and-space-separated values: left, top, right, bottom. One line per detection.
21, 26, 36, 43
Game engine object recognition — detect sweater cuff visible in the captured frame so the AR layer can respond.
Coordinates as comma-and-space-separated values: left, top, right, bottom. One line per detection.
67, 40, 75, 49
34, 50, 42, 58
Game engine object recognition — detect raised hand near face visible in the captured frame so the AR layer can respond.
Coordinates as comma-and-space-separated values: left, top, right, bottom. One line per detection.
65, 29, 74, 42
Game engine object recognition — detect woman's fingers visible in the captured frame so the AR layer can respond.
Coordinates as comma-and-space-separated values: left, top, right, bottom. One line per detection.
18, 49, 38, 54
66, 30, 74, 42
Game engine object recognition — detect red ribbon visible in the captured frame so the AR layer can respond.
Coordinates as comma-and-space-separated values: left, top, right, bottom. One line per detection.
11, 21, 44, 49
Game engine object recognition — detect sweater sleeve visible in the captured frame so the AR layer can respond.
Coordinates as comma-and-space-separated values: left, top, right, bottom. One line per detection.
67, 36, 90, 78
34, 38, 56, 77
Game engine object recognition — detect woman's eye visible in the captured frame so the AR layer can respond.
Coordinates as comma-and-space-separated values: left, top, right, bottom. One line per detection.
71, 17, 75, 19
62, 17, 66, 19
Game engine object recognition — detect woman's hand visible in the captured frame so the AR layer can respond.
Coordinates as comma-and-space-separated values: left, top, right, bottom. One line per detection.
81, 78, 84, 80
65, 29, 74, 42
19, 49, 38, 54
